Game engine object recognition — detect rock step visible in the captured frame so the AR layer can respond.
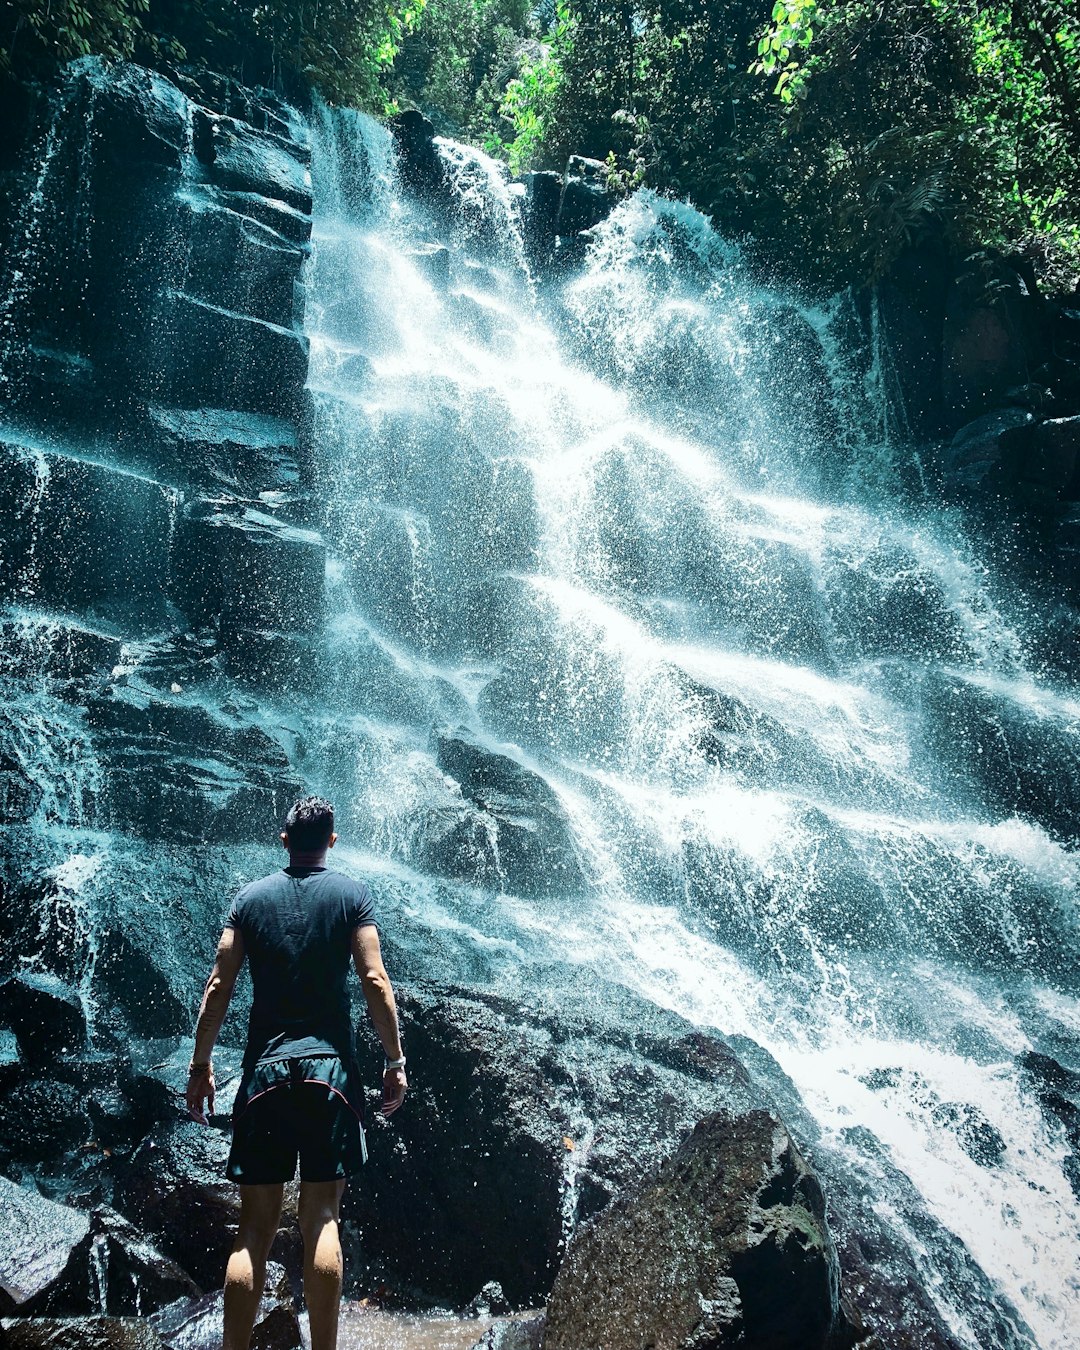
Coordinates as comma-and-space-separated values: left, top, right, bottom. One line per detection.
0, 442, 176, 632
542, 1109, 858, 1350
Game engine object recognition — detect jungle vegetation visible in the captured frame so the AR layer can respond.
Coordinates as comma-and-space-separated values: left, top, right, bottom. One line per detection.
3, 0, 1078, 291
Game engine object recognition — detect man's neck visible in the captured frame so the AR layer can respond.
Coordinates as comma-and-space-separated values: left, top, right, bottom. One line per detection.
286, 850, 329, 870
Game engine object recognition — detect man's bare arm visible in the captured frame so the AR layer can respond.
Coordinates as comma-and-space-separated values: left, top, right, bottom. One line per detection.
351, 924, 407, 1116
186, 925, 245, 1122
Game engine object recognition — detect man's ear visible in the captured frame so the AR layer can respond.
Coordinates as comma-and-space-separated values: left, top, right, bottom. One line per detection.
329, 832, 338, 848
280, 832, 289, 849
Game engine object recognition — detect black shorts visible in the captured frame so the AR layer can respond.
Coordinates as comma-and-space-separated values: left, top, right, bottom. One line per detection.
227, 1056, 367, 1185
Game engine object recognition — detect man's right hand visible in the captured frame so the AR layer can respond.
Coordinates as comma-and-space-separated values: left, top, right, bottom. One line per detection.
381, 1066, 407, 1117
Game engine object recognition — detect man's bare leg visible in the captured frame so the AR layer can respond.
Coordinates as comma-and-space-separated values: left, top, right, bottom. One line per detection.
298, 1179, 347, 1350
223, 1182, 284, 1350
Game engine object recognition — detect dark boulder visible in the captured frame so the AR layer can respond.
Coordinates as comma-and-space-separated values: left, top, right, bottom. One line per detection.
870, 241, 953, 438
170, 500, 324, 638
0, 1077, 93, 1172
193, 113, 311, 216
942, 256, 1043, 425
149, 294, 310, 420
543, 1110, 856, 1350
519, 172, 562, 272
77, 60, 190, 172
921, 669, 1080, 843
0, 1178, 90, 1313
347, 977, 764, 1307
388, 111, 444, 202
0, 971, 87, 1060
113, 1120, 238, 1291
997, 414, 1080, 507
92, 929, 189, 1039
23, 1208, 200, 1317
729, 1036, 1026, 1349
468, 1317, 544, 1350
0, 444, 174, 633
557, 157, 614, 238
1017, 1052, 1080, 1198
150, 1263, 300, 1350
84, 682, 303, 845
941, 408, 1035, 494
177, 200, 309, 334
0, 1321, 164, 1350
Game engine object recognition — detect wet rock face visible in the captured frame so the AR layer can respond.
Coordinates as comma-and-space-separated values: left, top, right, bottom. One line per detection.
0, 1178, 91, 1313
542, 1110, 856, 1350
0, 59, 320, 1187
0, 1319, 165, 1350
1, 55, 319, 665
347, 977, 765, 1308
422, 729, 588, 897
113, 1120, 238, 1292
150, 1261, 301, 1350
23, 1207, 200, 1318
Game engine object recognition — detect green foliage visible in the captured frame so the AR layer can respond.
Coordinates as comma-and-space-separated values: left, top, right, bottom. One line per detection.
2, 0, 159, 69
749, 0, 817, 101
474, 0, 1080, 292
1, 0, 426, 108
5, 0, 1077, 292
392, 0, 536, 135
496, 0, 573, 170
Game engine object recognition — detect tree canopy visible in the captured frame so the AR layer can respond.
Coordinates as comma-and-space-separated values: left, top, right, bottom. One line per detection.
3, 0, 1078, 291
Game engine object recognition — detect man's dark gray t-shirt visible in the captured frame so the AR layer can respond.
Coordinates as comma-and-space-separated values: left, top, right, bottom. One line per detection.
226, 865, 376, 1068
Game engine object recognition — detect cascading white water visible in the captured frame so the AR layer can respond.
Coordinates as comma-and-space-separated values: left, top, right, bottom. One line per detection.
304, 106, 1080, 1348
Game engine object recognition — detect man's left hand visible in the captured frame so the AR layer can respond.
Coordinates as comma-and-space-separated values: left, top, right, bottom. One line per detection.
381, 1066, 407, 1117
186, 1064, 215, 1123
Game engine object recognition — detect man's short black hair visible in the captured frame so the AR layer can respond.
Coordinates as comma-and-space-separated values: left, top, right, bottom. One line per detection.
284, 795, 335, 851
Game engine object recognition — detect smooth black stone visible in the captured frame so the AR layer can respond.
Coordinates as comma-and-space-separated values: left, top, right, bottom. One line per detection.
149, 295, 310, 420
388, 110, 443, 202
922, 668, 1080, 841
145, 407, 301, 498
995, 414, 1080, 506
194, 112, 311, 215
83, 683, 303, 844
178, 197, 308, 332
557, 157, 613, 238
0, 970, 87, 1059
426, 728, 586, 898
518, 171, 561, 271
78, 59, 190, 172
943, 407, 1036, 492
169, 500, 324, 637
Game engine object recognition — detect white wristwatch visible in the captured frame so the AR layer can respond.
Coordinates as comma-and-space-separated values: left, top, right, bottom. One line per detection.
384, 1055, 406, 1070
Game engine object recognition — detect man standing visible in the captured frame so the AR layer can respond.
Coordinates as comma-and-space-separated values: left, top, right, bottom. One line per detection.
185, 795, 407, 1350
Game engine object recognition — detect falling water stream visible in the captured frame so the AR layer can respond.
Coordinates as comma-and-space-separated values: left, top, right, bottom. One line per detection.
295, 108, 1080, 1347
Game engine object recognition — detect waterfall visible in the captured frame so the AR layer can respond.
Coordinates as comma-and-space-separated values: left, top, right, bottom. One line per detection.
302, 106, 1080, 1347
